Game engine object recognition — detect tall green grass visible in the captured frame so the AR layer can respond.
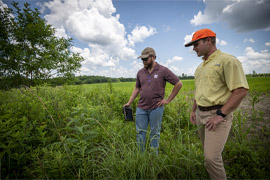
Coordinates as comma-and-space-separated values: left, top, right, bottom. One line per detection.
0, 77, 269, 179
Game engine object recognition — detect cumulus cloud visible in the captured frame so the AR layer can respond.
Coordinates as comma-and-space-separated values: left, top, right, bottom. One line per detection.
0, 0, 8, 10
72, 45, 143, 77
244, 38, 255, 43
265, 42, 270, 47
165, 56, 183, 66
128, 26, 157, 47
216, 39, 228, 46
168, 65, 182, 76
55, 26, 69, 39
190, 10, 214, 26
78, 60, 143, 78
184, 33, 193, 46
40, 0, 155, 72
191, 0, 270, 32
0, 0, 14, 18
238, 47, 270, 74
158, 56, 184, 76
72, 46, 117, 67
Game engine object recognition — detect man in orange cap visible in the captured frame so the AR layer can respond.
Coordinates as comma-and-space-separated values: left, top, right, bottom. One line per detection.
185, 29, 249, 179
123, 47, 182, 154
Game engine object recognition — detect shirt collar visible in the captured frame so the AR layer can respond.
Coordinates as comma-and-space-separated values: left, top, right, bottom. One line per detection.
202, 49, 221, 65
143, 62, 160, 72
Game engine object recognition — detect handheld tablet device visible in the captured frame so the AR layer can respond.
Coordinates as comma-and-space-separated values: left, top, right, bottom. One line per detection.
123, 106, 133, 121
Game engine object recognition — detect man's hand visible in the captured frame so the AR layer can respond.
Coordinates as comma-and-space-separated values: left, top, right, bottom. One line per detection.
157, 81, 182, 107
206, 115, 225, 131
190, 111, 196, 125
123, 103, 131, 108
157, 99, 169, 107
123, 87, 140, 108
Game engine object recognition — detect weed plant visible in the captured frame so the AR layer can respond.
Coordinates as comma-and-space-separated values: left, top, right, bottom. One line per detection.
0, 77, 270, 179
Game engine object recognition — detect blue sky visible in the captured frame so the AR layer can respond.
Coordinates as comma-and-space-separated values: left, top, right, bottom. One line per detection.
1, 0, 270, 77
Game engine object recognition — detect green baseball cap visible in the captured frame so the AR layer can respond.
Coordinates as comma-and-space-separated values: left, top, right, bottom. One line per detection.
137, 47, 156, 59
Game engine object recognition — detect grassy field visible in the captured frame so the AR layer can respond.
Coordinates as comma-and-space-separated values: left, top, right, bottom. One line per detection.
0, 77, 269, 179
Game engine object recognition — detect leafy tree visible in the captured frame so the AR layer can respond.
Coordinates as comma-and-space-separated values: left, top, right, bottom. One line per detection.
0, 2, 84, 89
253, 70, 257, 76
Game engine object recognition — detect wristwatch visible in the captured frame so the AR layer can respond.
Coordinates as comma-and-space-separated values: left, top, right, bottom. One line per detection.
216, 109, 226, 118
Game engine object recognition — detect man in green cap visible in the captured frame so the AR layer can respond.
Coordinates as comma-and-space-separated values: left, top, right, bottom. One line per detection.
123, 47, 182, 154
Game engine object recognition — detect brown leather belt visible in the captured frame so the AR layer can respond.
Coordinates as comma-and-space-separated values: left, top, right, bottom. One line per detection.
198, 105, 223, 111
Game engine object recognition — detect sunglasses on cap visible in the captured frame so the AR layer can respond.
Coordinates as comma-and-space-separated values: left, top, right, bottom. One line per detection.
141, 55, 153, 61
141, 57, 148, 61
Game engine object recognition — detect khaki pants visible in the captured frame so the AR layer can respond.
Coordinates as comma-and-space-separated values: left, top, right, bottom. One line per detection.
196, 108, 233, 180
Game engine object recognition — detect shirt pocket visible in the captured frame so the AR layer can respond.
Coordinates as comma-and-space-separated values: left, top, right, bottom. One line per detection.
207, 65, 222, 85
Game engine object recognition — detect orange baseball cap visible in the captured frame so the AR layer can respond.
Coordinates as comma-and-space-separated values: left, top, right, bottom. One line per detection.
184, 29, 216, 47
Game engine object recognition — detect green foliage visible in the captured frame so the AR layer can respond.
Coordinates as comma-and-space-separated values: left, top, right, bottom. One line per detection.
0, 78, 270, 178
246, 72, 270, 77
46, 75, 136, 86
0, 2, 83, 89
224, 141, 270, 179
247, 77, 270, 94
31, 73, 270, 87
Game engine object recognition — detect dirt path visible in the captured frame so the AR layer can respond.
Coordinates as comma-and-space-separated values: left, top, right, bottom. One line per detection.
238, 93, 270, 140
239, 93, 270, 120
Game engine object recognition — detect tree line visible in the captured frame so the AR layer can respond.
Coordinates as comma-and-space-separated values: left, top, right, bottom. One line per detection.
246, 71, 270, 77
46, 74, 196, 86
46, 75, 137, 86
46, 72, 270, 86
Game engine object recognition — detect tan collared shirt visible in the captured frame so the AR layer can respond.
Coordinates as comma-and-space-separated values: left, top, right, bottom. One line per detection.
194, 50, 249, 107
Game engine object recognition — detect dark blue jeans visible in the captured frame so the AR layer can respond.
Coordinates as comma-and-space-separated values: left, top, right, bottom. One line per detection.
135, 106, 164, 154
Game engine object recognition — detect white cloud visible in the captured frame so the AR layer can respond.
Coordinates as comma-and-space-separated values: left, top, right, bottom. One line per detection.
238, 47, 270, 74
184, 33, 194, 46
72, 45, 144, 77
183, 33, 197, 53
72, 46, 116, 67
78, 60, 143, 78
40, 0, 156, 73
265, 42, 270, 47
158, 64, 197, 77
222, 3, 234, 13
172, 56, 183, 62
0, 0, 8, 10
1, 0, 14, 18
244, 47, 270, 59
55, 26, 68, 39
190, 11, 213, 26
166, 56, 183, 65
159, 56, 184, 76
216, 38, 228, 46
244, 38, 255, 43
169, 65, 182, 76
128, 26, 157, 47
191, 0, 270, 32
187, 66, 198, 76
157, 63, 181, 76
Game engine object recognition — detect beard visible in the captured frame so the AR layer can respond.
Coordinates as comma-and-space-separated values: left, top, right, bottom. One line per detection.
144, 59, 154, 69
